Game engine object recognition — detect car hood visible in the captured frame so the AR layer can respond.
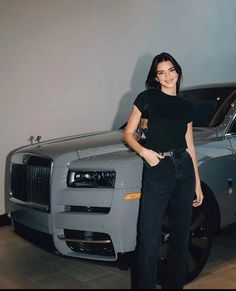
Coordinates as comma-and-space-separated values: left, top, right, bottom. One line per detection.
14, 127, 216, 166
15, 130, 127, 164
193, 127, 216, 145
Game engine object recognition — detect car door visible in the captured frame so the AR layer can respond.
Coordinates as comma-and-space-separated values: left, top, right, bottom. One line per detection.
226, 114, 236, 190
217, 114, 236, 226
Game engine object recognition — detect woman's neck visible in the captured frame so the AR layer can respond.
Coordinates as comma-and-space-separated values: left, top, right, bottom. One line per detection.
161, 87, 177, 96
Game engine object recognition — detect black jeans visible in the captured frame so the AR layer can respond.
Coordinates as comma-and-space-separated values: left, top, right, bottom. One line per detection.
136, 150, 195, 289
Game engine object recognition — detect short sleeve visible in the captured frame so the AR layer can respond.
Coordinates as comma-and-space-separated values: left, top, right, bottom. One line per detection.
185, 100, 195, 123
134, 91, 149, 118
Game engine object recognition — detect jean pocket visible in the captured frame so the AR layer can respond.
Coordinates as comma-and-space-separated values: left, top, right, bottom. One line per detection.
143, 159, 159, 168
143, 160, 153, 168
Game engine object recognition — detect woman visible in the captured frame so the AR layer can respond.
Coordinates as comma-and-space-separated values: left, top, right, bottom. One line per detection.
124, 52, 204, 289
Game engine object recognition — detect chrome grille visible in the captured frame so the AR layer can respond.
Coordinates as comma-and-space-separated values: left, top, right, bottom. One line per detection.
11, 156, 51, 212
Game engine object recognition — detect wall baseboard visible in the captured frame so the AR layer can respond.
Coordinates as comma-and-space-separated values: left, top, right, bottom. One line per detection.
0, 214, 11, 226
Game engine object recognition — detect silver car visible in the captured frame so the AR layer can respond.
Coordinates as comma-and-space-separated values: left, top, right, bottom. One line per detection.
8, 82, 236, 284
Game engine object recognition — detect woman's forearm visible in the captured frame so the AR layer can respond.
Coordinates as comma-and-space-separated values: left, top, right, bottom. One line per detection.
187, 146, 201, 187
124, 132, 146, 157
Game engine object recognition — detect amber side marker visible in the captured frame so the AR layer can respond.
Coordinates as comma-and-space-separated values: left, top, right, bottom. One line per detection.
123, 192, 141, 200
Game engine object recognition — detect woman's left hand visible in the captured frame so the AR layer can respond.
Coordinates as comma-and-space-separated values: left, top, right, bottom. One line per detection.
193, 184, 204, 207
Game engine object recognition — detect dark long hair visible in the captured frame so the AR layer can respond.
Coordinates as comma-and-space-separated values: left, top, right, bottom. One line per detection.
145, 52, 183, 94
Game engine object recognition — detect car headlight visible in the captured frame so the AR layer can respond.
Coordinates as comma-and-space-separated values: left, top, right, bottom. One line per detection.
67, 170, 116, 188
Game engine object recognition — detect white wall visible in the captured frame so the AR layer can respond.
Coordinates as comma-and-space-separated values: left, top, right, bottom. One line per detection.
1, 0, 236, 214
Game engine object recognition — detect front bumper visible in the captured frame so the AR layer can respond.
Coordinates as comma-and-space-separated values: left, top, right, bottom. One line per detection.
10, 187, 140, 261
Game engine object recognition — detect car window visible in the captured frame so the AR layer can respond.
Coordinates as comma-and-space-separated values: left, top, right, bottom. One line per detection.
229, 118, 236, 134
210, 90, 236, 127
180, 87, 236, 127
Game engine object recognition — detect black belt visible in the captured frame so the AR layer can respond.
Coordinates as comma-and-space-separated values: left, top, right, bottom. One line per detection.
158, 148, 186, 157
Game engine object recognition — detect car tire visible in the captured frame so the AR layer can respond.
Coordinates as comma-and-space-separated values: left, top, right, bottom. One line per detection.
156, 200, 213, 285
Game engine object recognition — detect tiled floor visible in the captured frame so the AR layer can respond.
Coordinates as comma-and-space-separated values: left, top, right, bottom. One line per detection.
1, 223, 236, 289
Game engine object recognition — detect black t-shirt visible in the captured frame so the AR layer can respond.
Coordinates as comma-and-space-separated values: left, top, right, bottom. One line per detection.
134, 89, 194, 152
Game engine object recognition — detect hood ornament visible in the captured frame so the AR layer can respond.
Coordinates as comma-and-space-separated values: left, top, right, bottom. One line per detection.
35, 135, 42, 146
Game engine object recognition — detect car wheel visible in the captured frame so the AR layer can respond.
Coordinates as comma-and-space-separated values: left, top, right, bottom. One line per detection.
156, 201, 213, 285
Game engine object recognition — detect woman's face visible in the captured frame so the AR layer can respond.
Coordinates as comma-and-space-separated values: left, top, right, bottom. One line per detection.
155, 60, 179, 91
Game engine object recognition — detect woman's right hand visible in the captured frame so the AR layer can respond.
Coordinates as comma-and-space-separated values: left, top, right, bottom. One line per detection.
141, 148, 165, 167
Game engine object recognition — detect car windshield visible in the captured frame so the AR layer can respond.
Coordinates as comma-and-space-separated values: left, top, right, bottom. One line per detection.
180, 86, 236, 127
209, 89, 236, 127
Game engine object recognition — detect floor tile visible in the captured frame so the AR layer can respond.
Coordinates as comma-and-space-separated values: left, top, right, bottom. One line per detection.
0, 272, 38, 289
85, 272, 131, 289
2, 224, 236, 289
33, 273, 89, 289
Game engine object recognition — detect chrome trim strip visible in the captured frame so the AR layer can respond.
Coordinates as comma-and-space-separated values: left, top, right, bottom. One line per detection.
57, 235, 111, 244
9, 197, 49, 211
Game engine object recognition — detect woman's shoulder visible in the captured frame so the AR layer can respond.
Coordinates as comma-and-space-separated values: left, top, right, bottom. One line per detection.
134, 89, 156, 110
137, 88, 160, 98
